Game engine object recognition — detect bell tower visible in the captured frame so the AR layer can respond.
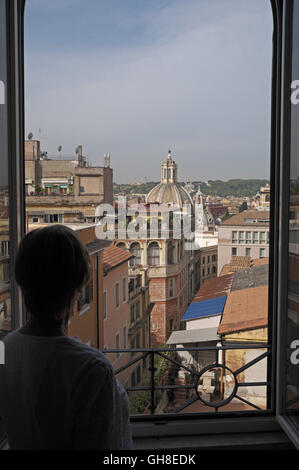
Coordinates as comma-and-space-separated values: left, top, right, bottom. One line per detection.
161, 150, 178, 184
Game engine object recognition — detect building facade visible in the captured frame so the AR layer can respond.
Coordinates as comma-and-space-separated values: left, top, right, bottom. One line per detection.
217, 210, 270, 275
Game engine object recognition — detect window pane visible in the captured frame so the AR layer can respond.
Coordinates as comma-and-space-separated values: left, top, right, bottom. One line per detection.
0, 0, 11, 335
285, 0, 299, 433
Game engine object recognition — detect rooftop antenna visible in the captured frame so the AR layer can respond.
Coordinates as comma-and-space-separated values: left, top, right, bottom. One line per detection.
57, 145, 62, 159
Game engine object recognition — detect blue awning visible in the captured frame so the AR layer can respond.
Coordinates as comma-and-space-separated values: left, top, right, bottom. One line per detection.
182, 295, 227, 321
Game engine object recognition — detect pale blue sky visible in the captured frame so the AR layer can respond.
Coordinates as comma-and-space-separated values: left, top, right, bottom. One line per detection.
24, 0, 273, 183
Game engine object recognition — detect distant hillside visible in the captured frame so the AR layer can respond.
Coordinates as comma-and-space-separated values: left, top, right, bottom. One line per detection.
114, 179, 269, 198
195, 179, 270, 198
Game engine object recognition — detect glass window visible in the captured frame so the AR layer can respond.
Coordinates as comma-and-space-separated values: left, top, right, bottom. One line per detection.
122, 277, 126, 302
136, 299, 140, 320
115, 332, 120, 358
103, 290, 107, 320
238, 231, 245, 243
0, 0, 11, 334
285, 0, 299, 434
169, 279, 174, 297
246, 231, 252, 244
115, 282, 119, 309
246, 247, 251, 257
232, 231, 237, 243
130, 242, 141, 266
123, 325, 127, 349
253, 231, 259, 244
259, 248, 266, 258
260, 232, 266, 244
232, 247, 237, 257
130, 303, 135, 324
147, 242, 160, 266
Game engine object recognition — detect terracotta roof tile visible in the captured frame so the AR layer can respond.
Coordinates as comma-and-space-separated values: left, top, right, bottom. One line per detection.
221, 210, 270, 226
218, 285, 268, 335
192, 274, 234, 303
103, 244, 133, 272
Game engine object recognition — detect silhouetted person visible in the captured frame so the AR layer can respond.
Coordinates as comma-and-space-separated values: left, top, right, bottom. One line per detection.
0, 225, 132, 450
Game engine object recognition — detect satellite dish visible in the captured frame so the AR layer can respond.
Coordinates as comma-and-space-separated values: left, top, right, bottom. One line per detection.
57, 145, 62, 152
28, 132, 33, 140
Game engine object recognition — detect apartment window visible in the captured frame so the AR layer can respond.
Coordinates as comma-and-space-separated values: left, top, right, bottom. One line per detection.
238, 231, 245, 243
169, 278, 174, 297
202, 268, 205, 276
212, 266, 216, 274
147, 242, 160, 266
202, 256, 205, 264
1, 240, 9, 257
253, 231, 259, 244
44, 213, 63, 223
212, 254, 216, 262
136, 299, 140, 320
169, 318, 174, 331
123, 325, 127, 349
246, 247, 251, 257
7, 2, 298, 448
130, 338, 135, 357
103, 290, 107, 320
32, 216, 39, 223
207, 256, 210, 263
115, 332, 120, 359
115, 282, 119, 309
131, 371, 136, 387
232, 247, 237, 257
260, 248, 266, 258
246, 231, 252, 244
136, 365, 141, 384
130, 303, 135, 324
78, 280, 93, 311
167, 242, 174, 264
122, 277, 126, 302
130, 242, 141, 266
232, 231, 237, 243
207, 267, 210, 275
260, 231, 266, 244
136, 332, 140, 349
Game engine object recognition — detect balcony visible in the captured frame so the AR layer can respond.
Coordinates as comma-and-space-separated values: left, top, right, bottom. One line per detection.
102, 344, 293, 449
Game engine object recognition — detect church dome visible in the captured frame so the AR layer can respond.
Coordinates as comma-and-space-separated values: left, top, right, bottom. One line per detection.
146, 150, 193, 207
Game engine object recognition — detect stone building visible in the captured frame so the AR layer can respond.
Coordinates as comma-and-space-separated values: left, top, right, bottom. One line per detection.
114, 151, 197, 346
217, 210, 270, 275
25, 139, 113, 225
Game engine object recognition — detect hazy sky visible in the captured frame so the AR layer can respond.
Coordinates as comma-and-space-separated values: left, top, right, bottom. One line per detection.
24, 0, 273, 184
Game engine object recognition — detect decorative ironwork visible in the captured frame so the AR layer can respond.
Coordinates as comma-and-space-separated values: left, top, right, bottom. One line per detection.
103, 344, 271, 415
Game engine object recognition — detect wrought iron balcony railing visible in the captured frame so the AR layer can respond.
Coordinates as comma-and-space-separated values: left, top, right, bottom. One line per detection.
103, 344, 271, 416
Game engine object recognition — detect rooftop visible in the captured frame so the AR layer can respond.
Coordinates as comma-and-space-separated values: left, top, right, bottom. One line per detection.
220, 210, 270, 226
167, 327, 219, 344
218, 285, 268, 335
192, 274, 234, 303
182, 295, 227, 322
103, 244, 133, 272
231, 264, 268, 291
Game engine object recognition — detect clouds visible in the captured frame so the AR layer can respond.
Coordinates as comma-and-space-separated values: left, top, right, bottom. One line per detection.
24, 0, 273, 183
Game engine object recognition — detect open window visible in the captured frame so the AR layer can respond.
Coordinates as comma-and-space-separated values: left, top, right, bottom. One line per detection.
2, 0, 299, 450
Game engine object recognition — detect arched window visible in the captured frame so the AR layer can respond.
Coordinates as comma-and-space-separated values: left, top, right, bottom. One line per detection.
167, 168, 171, 180
130, 242, 141, 266
147, 242, 160, 266
116, 242, 126, 250
167, 242, 174, 264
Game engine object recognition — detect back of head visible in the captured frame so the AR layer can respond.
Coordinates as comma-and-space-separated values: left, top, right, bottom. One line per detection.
15, 225, 91, 322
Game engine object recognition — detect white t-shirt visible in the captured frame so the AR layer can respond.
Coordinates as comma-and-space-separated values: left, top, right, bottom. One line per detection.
0, 329, 133, 450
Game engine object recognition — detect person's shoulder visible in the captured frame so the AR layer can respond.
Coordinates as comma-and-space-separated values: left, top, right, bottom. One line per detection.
64, 336, 113, 373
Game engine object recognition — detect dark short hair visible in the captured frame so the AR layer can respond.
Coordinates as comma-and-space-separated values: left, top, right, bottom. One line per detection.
15, 225, 91, 321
